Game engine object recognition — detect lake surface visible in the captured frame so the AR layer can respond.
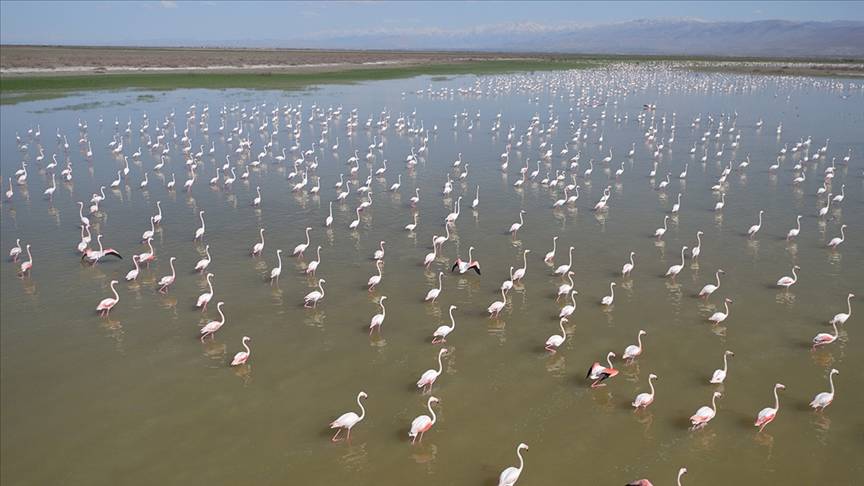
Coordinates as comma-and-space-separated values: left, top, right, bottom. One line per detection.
1, 67, 862, 485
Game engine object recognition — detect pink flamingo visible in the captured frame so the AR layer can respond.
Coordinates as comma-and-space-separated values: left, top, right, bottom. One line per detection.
96, 280, 120, 316
230, 336, 251, 366
690, 392, 722, 430
200, 301, 226, 341
408, 396, 439, 444
330, 391, 368, 442
586, 352, 619, 387
632, 373, 658, 409
754, 383, 785, 432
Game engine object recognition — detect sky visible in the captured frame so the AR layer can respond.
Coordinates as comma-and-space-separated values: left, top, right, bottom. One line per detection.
1, 1, 862, 46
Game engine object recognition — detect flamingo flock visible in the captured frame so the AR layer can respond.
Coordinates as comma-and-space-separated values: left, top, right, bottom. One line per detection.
3, 67, 859, 485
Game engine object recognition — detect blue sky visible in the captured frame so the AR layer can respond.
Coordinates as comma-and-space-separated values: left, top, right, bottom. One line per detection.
1, 1, 862, 45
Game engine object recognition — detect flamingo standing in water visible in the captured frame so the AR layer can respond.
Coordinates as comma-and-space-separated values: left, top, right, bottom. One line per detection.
194, 210, 206, 240
632, 373, 658, 409
512, 249, 530, 281
432, 305, 457, 343
497, 443, 529, 486
330, 391, 368, 442
560, 290, 578, 318
544, 317, 568, 353
699, 269, 724, 298
509, 210, 526, 236
306, 246, 322, 275
586, 352, 619, 387
367, 260, 384, 291
197, 273, 215, 310
787, 215, 802, 240
601, 282, 615, 306
830, 293, 854, 325
416, 348, 447, 392
9, 239, 22, 261
408, 396, 439, 444
777, 265, 800, 288
691, 231, 704, 259
622, 251, 635, 276
754, 383, 785, 432
96, 280, 119, 316
230, 336, 252, 366
827, 224, 847, 248
623, 330, 647, 361
304, 279, 326, 308
195, 245, 211, 272
293, 227, 312, 257
554, 246, 574, 275
270, 249, 283, 283
251, 228, 265, 256
425, 272, 444, 302
488, 288, 508, 318
157, 257, 177, 293
690, 392, 722, 429
451, 246, 480, 275
18, 245, 33, 277
747, 210, 764, 238
666, 246, 688, 278
125, 255, 141, 281
809, 369, 839, 411
708, 298, 732, 325
654, 215, 669, 239
544, 236, 558, 263
424, 236, 439, 267
710, 351, 734, 384
812, 321, 840, 348
556, 271, 574, 301
200, 302, 226, 340
368, 296, 387, 335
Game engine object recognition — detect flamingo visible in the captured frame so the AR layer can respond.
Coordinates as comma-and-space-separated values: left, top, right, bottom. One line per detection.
125, 255, 141, 281
416, 348, 447, 392
690, 392, 722, 429
472, 184, 479, 209
812, 321, 840, 348
512, 249, 530, 281
325, 201, 334, 228
5, 177, 13, 200
554, 246, 574, 275
157, 257, 177, 293
827, 224, 847, 248
699, 269, 724, 298
544, 317, 568, 353
671, 192, 683, 214
830, 293, 854, 325
544, 236, 558, 263
433, 225, 451, 250
586, 352, 619, 387
96, 280, 120, 316
194, 210, 206, 240
251, 228, 265, 256
367, 260, 384, 291
601, 282, 616, 306
747, 210, 764, 238
451, 246, 480, 275
622, 251, 636, 276
405, 212, 419, 232
708, 298, 732, 325
410, 187, 421, 206
666, 246, 688, 278
558, 288, 578, 318
787, 215, 802, 240
197, 273, 215, 310
270, 249, 283, 283
488, 288, 508, 317
623, 330, 647, 360
349, 206, 361, 230
78, 201, 90, 228
632, 373, 658, 409
293, 227, 312, 257
424, 236, 439, 267
654, 215, 670, 239
304, 279, 325, 307
754, 383, 785, 432
809, 369, 839, 411
82, 234, 123, 264
200, 301, 226, 340
509, 210, 526, 236
714, 193, 725, 211
330, 391, 368, 442
138, 237, 156, 265
776, 265, 800, 288
195, 245, 211, 272
553, 270, 574, 300
230, 336, 252, 366
408, 396, 439, 444
368, 296, 387, 335
373, 241, 386, 261
142, 217, 156, 242
691, 231, 704, 259
9, 239, 22, 261
497, 443, 529, 486
306, 246, 322, 275
425, 272, 444, 302
432, 305, 458, 343
832, 184, 845, 204
710, 350, 734, 384
819, 197, 832, 218
252, 186, 262, 207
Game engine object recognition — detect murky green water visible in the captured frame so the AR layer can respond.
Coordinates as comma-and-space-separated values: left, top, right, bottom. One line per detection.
2, 69, 862, 485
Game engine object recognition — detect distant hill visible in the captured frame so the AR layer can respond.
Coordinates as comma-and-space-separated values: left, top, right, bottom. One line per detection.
284, 19, 864, 59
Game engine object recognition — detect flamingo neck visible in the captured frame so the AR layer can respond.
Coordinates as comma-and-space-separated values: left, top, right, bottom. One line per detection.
711, 394, 718, 412
606, 354, 614, 368
559, 320, 566, 339
722, 354, 729, 372
243, 340, 251, 355
357, 396, 366, 421
774, 387, 781, 410
207, 275, 213, 292
637, 333, 643, 349
428, 401, 437, 425
848, 295, 853, 316
111, 281, 118, 300
516, 448, 525, 472
649, 377, 656, 396
716, 272, 722, 287
218, 306, 225, 323
829, 373, 835, 395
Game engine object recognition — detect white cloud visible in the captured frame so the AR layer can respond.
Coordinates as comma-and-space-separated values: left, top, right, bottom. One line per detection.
161, 0, 178, 8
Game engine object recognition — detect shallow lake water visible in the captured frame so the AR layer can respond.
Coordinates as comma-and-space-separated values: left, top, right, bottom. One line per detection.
1, 68, 862, 485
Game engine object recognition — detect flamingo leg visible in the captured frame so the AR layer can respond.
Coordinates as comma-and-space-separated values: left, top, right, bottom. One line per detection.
331, 429, 343, 442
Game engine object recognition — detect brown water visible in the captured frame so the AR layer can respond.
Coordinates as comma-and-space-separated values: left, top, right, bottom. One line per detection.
1, 69, 862, 485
